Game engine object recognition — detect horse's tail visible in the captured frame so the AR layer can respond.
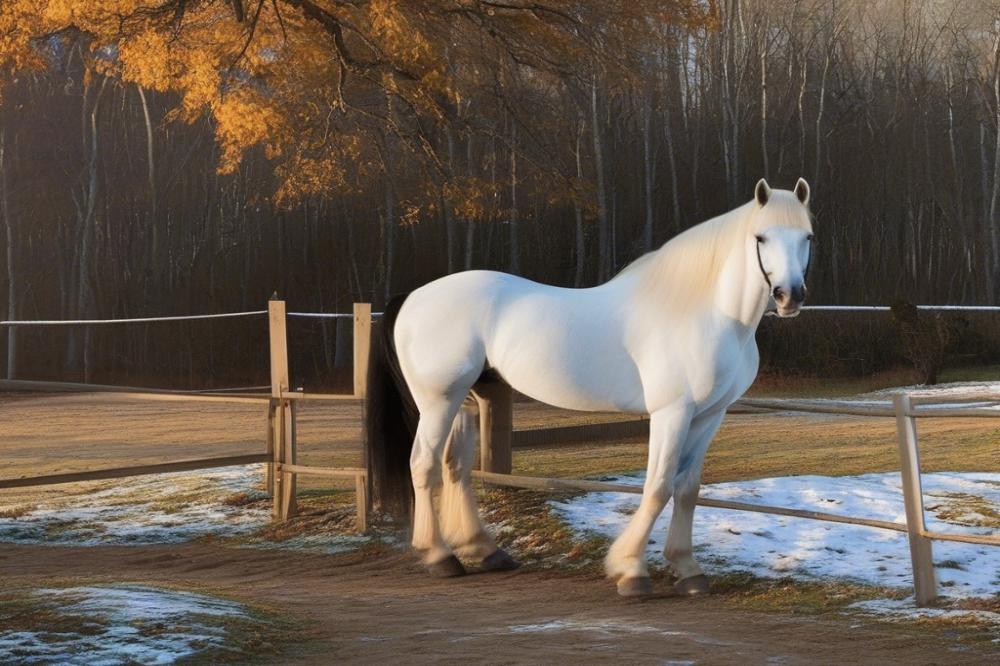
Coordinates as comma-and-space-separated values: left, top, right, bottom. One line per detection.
364, 293, 418, 519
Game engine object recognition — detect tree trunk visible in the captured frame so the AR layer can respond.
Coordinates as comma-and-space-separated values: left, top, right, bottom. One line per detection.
642, 88, 655, 252
445, 128, 457, 273
509, 120, 519, 274
760, 36, 769, 177
573, 117, 586, 287
990, 34, 1000, 299
464, 136, 475, 270
383, 175, 395, 305
591, 75, 610, 280
0, 130, 15, 379
814, 42, 831, 186
76, 77, 108, 382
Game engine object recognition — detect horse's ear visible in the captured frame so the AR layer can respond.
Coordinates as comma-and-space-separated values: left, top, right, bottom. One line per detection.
794, 178, 810, 206
754, 178, 771, 206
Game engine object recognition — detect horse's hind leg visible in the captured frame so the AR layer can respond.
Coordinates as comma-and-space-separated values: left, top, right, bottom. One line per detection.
410, 395, 468, 576
439, 401, 520, 571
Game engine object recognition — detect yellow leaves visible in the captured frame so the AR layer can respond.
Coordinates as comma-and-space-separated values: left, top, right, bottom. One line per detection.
119, 31, 174, 92
0, 0, 715, 208
443, 176, 501, 221
273, 133, 366, 207
213, 89, 285, 174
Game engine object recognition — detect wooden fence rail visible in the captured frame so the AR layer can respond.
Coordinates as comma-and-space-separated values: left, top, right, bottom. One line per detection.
0, 453, 270, 490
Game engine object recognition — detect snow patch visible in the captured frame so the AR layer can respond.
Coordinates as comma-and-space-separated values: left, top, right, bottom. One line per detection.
850, 598, 1000, 627
862, 380, 1000, 402
0, 585, 259, 665
0, 466, 269, 545
505, 619, 686, 637
551, 472, 1000, 599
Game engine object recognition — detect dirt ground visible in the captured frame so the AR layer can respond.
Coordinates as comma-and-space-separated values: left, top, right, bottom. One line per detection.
1, 542, 995, 665
1, 392, 998, 663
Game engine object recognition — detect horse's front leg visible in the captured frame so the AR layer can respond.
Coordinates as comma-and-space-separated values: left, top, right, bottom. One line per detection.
664, 410, 725, 596
605, 403, 692, 597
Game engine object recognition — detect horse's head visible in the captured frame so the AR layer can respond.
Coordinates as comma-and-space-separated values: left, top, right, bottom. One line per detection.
750, 178, 813, 318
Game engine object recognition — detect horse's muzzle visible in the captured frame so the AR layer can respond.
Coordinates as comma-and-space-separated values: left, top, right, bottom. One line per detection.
773, 284, 806, 317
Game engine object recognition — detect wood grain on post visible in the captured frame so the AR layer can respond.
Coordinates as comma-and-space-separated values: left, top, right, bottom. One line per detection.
279, 400, 298, 520
355, 472, 369, 532
264, 400, 275, 495
353, 303, 372, 399
268, 299, 290, 519
893, 393, 938, 606
473, 382, 513, 474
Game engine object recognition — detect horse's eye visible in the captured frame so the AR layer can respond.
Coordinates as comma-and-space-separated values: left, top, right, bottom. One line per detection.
755, 235, 766, 244
807, 234, 815, 242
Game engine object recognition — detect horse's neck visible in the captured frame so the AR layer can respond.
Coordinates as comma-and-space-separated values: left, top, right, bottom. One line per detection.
712, 242, 770, 338
618, 227, 768, 341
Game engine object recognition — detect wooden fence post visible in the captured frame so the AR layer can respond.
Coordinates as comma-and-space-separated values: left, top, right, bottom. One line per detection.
355, 472, 369, 532
269, 298, 297, 520
473, 382, 513, 475
280, 400, 298, 520
353, 303, 372, 399
893, 393, 937, 606
264, 399, 275, 495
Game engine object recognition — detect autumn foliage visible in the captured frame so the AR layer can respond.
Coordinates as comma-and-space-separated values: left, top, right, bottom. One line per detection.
0, 0, 715, 212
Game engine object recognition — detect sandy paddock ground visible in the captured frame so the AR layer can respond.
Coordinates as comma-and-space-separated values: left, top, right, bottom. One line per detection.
0, 392, 998, 664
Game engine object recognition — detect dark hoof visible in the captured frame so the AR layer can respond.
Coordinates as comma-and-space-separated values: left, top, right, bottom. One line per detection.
481, 548, 521, 572
675, 574, 710, 596
427, 554, 467, 578
617, 576, 654, 597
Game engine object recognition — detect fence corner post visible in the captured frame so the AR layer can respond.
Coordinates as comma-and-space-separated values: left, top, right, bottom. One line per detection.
893, 392, 937, 606
353, 303, 372, 399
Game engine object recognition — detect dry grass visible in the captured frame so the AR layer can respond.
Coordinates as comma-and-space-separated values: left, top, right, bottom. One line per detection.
513, 413, 999, 485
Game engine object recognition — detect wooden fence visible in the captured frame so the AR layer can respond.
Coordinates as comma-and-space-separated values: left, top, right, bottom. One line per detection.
3, 301, 999, 606
0, 300, 376, 531
473, 391, 1000, 607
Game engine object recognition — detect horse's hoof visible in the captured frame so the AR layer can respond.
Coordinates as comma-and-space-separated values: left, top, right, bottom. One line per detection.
675, 574, 710, 596
427, 554, 467, 578
481, 548, 521, 572
617, 576, 654, 597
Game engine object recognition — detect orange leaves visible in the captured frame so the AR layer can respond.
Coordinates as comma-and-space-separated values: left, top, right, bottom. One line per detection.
119, 31, 174, 92
273, 133, 365, 206
443, 176, 502, 222
213, 89, 285, 174
0, 0, 715, 208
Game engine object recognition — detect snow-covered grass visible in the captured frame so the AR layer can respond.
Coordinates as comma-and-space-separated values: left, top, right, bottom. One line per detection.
863, 379, 1000, 401
0, 466, 270, 545
551, 472, 1000, 603
0, 584, 274, 664
850, 598, 1000, 631
0, 465, 380, 555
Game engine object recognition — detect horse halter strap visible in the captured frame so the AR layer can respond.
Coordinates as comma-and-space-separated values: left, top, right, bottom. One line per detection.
755, 237, 813, 290
755, 239, 771, 288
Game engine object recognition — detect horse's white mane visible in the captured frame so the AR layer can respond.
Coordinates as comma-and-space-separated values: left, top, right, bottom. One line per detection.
612, 191, 812, 311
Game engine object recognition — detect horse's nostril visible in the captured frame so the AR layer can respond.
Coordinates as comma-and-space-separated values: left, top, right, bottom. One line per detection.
791, 285, 806, 303
772, 286, 785, 300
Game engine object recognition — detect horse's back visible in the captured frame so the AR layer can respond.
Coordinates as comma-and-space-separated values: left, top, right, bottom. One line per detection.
396, 270, 645, 412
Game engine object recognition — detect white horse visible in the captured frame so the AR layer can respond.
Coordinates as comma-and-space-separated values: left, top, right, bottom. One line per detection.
365, 178, 814, 596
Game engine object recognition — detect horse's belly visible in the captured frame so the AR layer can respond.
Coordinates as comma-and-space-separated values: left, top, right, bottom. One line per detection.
485, 299, 646, 413
495, 354, 646, 413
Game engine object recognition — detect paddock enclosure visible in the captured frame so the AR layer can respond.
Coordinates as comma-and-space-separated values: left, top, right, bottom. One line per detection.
2, 303, 999, 608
